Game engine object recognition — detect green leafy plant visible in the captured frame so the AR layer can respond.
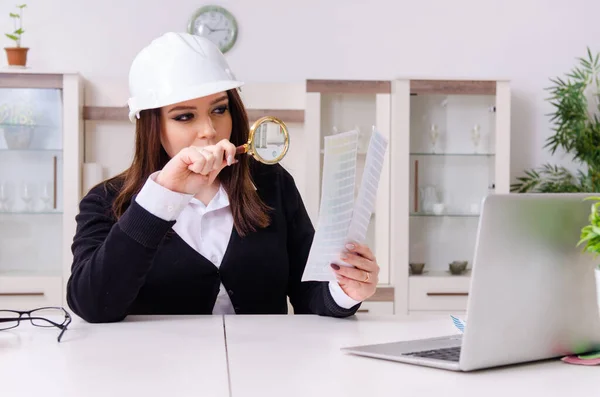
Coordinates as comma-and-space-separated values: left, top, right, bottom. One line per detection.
577, 197, 600, 268
5, 4, 26, 47
511, 48, 600, 193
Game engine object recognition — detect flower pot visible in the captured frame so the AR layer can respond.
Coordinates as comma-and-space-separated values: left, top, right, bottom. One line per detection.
4, 47, 29, 67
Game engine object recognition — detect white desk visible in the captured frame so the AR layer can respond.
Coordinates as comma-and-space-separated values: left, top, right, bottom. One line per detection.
0, 315, 230, 397
224, 314, 599, 397
2, 314, 598, 396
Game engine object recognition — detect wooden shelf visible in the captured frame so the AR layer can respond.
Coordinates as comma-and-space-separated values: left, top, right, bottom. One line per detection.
0, 73, 63, 89
305, 79, 495, 95
410, 212, 479, 218
83, 106, 128, 121
306, 79, 391, 94
83, 106, 305, 123
365, 286, 394, 302
0, 148, 62, 152
247, 109, 304, 123
409, 270, 472, 278
410, 152, 495, 157
0, 211, 63, 215
410, 80, 496, 95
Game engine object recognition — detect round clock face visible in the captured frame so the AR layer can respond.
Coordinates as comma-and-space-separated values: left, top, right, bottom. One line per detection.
188, 5, 238, 54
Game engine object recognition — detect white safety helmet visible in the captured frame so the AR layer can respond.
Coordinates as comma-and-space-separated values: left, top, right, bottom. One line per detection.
127, 32, 244, 123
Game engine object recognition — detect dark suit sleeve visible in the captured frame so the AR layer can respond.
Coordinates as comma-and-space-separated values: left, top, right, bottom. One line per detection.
282, 169, 360, 317
66, 185, 175, 323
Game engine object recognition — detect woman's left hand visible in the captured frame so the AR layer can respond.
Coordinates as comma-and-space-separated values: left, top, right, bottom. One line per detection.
330, 242, 379, 302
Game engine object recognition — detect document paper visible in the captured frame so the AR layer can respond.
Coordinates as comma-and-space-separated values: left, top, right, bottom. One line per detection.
302, 128, 389, 282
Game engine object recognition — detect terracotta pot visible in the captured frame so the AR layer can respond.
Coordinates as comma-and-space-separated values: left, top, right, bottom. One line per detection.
5, 47, 29, 66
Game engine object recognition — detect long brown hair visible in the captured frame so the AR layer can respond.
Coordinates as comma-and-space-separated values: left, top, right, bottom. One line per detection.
109, 89, 271, 237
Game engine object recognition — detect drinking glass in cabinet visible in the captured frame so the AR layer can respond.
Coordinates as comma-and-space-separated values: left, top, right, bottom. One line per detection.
39, 182, 53, 211
0, 181, 12, 211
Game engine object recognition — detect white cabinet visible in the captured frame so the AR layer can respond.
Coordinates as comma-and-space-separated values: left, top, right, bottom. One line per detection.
408, 271, 470, 312
391, 79, 511, 315
303, 80, 392, 285
0, 70, 83, 310
0, 276, 63, 310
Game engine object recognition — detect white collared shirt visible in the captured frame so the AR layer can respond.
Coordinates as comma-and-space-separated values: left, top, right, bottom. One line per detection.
135, 172, 360, 314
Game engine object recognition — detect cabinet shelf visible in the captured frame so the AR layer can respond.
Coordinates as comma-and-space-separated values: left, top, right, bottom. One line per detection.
0, 211, 63, 215
410, 212, 479, 218
410, 152, 494, 157
0, 148, 62, 153
320, 149, 367, 155
0, 269, 62, 277
409, 270, 472, 278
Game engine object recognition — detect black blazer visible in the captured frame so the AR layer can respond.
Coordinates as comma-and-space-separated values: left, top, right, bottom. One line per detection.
66, 161, 361, 322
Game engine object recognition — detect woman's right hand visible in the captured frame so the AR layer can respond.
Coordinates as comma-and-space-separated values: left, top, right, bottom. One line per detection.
155, 139, 237, 195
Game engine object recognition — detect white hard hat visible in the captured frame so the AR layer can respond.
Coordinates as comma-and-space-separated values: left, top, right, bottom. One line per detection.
127, 32, 244, 123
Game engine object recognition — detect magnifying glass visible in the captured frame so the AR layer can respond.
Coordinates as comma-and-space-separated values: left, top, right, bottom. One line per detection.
235, 116, 290, 165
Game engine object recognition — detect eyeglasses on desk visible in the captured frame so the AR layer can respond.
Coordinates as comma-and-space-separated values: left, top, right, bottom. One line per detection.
0, 306, 72, 342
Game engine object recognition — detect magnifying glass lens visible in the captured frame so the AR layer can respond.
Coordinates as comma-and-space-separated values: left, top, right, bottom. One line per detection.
235, 117, 289, 165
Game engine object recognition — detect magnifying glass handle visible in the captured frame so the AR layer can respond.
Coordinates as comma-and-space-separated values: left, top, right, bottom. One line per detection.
235, 145, 247, 155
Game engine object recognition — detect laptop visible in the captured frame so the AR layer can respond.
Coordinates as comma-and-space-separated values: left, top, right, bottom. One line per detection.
342, 193, 600, 371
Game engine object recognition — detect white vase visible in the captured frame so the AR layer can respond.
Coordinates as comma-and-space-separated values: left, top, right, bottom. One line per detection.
3, 125, 33, 149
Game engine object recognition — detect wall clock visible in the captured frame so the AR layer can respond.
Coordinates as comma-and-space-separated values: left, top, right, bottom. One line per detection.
188, 5, 238, 54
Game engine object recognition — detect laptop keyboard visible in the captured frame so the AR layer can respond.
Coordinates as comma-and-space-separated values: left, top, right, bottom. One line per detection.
403, 346, 461, 362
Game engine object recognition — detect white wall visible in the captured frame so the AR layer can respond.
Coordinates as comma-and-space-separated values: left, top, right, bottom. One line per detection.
1, 0, 598, 182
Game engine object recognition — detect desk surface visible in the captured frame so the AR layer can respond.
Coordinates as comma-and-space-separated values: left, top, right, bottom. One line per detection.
0, 315, 229, 397
224, 314, 599, 397
2, 314, 598, 397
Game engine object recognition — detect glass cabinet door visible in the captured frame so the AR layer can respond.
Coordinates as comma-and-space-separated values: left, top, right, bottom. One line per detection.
408, 83, 498, 278
0, 87, 64, 277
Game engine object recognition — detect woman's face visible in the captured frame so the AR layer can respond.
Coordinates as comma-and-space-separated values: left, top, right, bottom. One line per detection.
160, 91, 232, 157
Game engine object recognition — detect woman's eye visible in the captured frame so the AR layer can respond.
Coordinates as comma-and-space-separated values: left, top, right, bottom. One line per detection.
213, 105, 228, 115
173, 113, 194, 122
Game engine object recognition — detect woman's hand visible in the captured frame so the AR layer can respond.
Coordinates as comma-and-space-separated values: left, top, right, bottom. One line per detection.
330, 242, 379, 302
156, 139, 237, 194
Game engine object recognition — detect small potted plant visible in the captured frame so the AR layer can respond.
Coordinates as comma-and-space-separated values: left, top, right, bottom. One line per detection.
576, 196, 600, 313
4, 4, 28, 67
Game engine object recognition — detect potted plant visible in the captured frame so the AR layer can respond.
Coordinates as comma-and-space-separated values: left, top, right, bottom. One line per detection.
4, 4, 28, 67
511, 48, 600, 193
576, 196, 600, 315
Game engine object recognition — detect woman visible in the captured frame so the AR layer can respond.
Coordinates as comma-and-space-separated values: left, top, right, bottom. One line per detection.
66, 32, 380, 323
